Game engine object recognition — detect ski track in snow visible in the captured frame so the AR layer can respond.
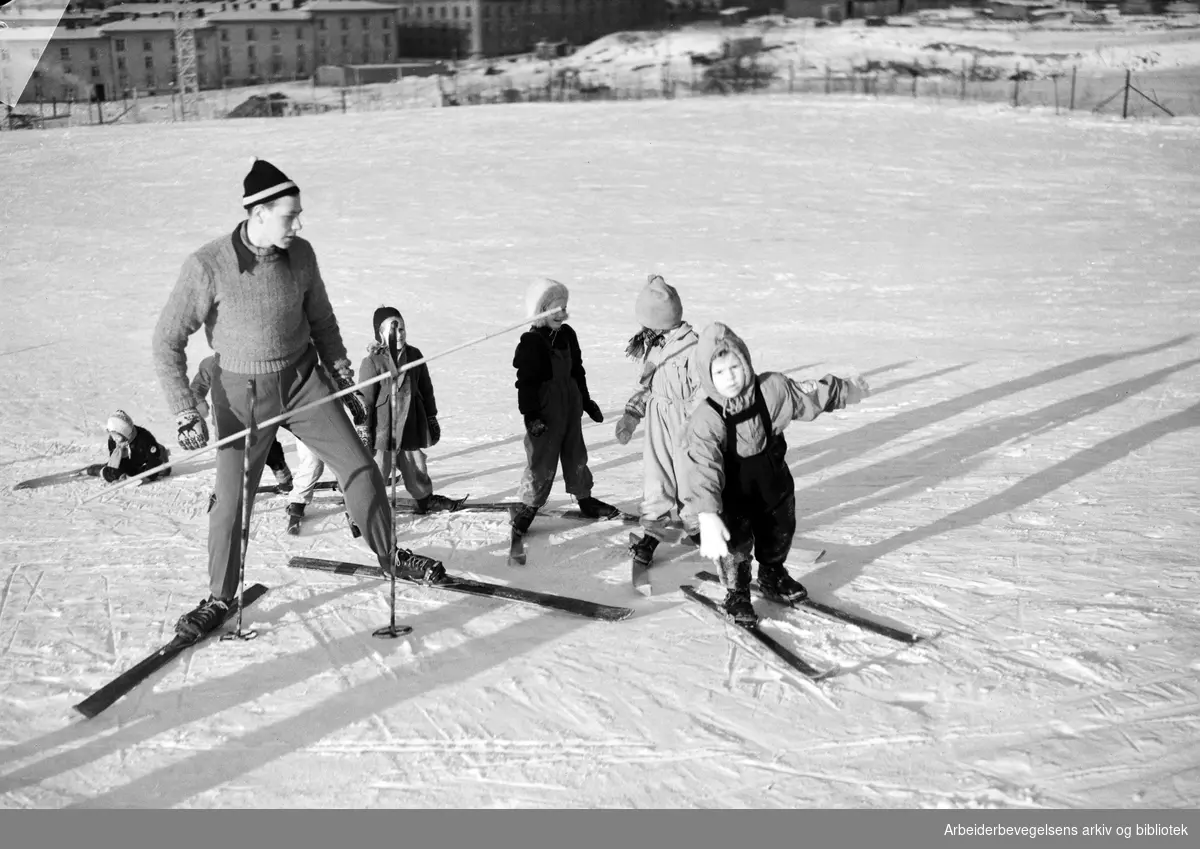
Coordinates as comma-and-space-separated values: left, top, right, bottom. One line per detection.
1, 95, 1198, 808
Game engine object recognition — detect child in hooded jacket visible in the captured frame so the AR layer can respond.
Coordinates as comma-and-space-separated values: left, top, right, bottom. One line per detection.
510, 278, 618, 537
97, 409, 171, 484
681, 323, 869, 626
614, 274, 704, 568
355, 306, 455, 516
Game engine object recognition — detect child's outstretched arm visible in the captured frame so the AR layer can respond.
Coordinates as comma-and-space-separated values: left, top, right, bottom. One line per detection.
614, 360, 654, 445
774, 373, 870, 424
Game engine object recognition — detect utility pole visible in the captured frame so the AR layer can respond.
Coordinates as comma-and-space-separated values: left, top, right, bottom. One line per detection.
175, 1, 200, 121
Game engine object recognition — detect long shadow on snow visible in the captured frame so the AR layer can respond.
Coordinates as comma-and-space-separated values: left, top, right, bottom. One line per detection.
784, 335, 1192, 482
0, 574, 607, 804
793, 362, 1200, 620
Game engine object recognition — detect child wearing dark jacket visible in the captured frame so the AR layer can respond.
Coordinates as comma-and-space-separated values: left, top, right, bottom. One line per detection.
509, 278, 618, 538
355, 306, 456, 515
681, 323, 869, 627
97, 409, 171, 484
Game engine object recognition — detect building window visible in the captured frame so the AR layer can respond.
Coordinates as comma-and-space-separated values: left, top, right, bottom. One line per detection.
91, 66, 100, 79
441, 7, 447, 18
361, 16, 368, 27
297, 26, 304, 38
248, 44, 257, 59
465, 6, 471, 18
60, 47, 70, 60
247, 28, 256, 41
145, 73, 154, 88
249, 60, 258, 76
271, 27, 280, 40
221, 30, 229, 41
64, 64, 74, 77
117, 56, 126, 70
144, 56, 153, 69
341, 17, 348, 30
318, 18, 326, 30
115, 38, 125, 52
222, 47, 231, 63
143, 40, 151, 51
383, 32, 390, 49
89, 46, 98, 60
453, 6, 459, 18
341, 34, 348, 49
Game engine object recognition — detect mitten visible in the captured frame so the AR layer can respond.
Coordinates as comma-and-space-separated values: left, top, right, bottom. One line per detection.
845, 375, 871, 406
101, 466, 123, 484
332, 368, 367, 426
427, 415, 441, 446
176, 408, 209, 451
355, 423, 373, 451
583, 400, 604, 423
697, 512, 731, 562
525, 417, 547, 438
614, 411, 639, 445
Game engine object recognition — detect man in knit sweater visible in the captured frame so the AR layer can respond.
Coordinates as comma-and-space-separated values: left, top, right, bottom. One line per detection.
152, 159, 444, 640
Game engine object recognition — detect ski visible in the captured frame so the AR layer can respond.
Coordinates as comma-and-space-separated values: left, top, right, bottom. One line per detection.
629, 532, 652, 597
680, 585, 832, 681
73, 583, 270, 719
14, 463, 104, 491
507, 527, 527, 567
694, 570, 923, 644
288, 556, 631, 622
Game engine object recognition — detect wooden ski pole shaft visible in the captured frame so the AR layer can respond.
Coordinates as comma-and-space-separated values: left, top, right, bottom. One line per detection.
80, 308, 560, 504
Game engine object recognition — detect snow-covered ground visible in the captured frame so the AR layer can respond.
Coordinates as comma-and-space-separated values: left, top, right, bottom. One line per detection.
1, 94, 1199, 809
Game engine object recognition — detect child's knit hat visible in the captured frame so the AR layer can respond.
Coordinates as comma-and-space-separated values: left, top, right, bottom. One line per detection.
635, 274, 683, 331
372, 306, 403, 342
106, 410, 135, 441
524, 278, 570, 327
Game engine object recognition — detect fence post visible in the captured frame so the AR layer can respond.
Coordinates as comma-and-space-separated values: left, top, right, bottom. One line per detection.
788, 60, 793, 95
1122, 69, 1131, 119
961, 60, 966, 100
1070, 65, 1076, 111
1012, 63, 1020, 108
911, 71, 917, 98
1053, 73, 1059, 115
825, 63, 831, 95
341, 88, 347, 113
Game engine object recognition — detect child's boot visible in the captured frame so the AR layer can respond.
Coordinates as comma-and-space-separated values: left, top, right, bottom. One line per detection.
757, 562, 808, 603
510, 503, 537, 536
718, 554, 758, 626
273, 466, 294, 493
285, 502, 305, 536
629, 533, 659, 568
577, 496, 619, 520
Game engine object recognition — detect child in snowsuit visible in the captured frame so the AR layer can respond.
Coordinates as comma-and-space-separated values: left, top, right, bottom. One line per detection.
510, 278, 617, 537
97, 409, 171, 484
191, 355, 293, 492
354, 306, 455, 516
615, 274, 704, 569
681, 323, 869, 627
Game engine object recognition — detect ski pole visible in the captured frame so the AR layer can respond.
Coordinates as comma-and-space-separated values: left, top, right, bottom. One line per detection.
81, 307, 561, 504
373, 346, 412, 640
222, 379, 259, 642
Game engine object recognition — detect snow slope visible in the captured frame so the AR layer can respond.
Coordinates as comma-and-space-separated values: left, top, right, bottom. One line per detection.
1, 94, 1199, 809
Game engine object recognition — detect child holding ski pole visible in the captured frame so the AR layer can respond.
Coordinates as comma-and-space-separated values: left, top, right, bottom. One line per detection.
354, 306, 458, 516
681, 323, 869, 626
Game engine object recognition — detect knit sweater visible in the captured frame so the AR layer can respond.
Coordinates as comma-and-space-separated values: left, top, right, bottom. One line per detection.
152, 223, 351, 415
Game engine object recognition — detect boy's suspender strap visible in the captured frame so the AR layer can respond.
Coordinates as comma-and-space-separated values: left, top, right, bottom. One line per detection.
706, 378, 770, 457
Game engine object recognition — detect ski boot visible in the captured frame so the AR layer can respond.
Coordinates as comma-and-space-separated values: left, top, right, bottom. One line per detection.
718, 554, 758, 626
508, 504, 537, 566
393, 548, 447, 584
285, 502, 304, 536
413, 494, 463, 515
757, 562, 809, 603
577, 496, 620, 520
629, 533, 659, 569
272, 466, 294, 494
176, 596, 232, 641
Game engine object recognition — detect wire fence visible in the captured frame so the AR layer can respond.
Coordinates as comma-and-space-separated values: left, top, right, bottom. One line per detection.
5, 57, 1198, 130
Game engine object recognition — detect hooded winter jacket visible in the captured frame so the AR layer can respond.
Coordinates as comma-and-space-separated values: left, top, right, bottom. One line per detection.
680, 322, 856, 517
513, 278, 595, 424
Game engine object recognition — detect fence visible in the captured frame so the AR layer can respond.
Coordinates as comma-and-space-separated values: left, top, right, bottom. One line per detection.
4, 57, 1197, 130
